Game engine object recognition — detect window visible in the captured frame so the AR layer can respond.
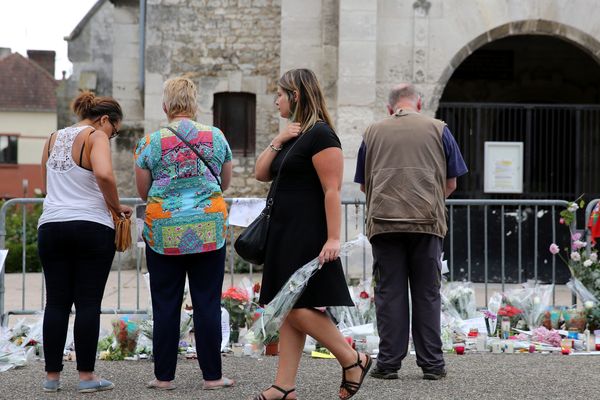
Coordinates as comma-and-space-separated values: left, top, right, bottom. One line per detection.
213, 92, 256, 156
0, 135, 17, 164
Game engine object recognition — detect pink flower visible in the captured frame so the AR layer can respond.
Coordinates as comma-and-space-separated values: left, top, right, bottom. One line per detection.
559, 218, 565, 225
572, 232, 582, 241
549, 243, 560, 255
572, 240, 587, 250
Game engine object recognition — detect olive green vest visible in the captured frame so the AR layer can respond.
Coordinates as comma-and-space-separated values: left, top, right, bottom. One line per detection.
363, 110, 447, 239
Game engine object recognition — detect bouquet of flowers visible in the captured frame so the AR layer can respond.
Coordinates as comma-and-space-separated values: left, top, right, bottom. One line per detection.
550, 198, 600, 330
329, 281, 376, 328
505, 282, 553, 330
516, 326, 562, 347
441, 281, 477, 320
111, 316, 140, 358
222, 287, 250, 343
244, 235, 369, 355
496, 304, 523, 335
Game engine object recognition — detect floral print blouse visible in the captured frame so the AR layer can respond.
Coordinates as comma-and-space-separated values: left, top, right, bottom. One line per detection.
134, 119, 232, 255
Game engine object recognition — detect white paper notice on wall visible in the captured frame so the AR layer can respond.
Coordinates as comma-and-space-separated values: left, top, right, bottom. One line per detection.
0, 249, 8, 274
228, 198, 266, 227
484, 141, 524, 193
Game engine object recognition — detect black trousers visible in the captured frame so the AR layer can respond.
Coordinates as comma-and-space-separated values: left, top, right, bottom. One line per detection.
38, 221, 116, 373
371, 232, 445, 372
146, 245, 226, 381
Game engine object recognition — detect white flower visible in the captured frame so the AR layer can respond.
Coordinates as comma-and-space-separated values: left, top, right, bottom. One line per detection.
533, 296, 541, 305
568, 203, 579, 212
573, 240, 587, 250
584, 301, 595, 309
570, 252, 581, 262
584, 259, 593, 267
591, 253, 598, 262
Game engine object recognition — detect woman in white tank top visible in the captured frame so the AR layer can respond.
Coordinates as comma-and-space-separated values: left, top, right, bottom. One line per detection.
37, 92, 132, 394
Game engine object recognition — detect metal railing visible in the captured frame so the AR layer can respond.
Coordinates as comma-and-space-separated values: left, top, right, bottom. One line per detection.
0, 197, 583, 324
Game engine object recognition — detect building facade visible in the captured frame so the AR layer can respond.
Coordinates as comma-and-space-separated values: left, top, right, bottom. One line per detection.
65, 0, 600, 199
0, 51, 58, 198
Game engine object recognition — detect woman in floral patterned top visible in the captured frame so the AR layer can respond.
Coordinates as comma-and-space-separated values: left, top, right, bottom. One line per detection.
134, 77, 234, 391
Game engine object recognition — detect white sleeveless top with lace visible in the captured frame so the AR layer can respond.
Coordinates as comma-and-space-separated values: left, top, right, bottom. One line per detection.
38, 125, 114, 229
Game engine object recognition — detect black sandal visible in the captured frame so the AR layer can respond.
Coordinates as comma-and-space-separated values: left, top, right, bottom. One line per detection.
254, 385, 297, 400
339, 352, 372, 400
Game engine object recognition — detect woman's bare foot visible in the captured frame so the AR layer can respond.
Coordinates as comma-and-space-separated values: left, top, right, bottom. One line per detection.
146, 379, 176, 389
202, 376, 235, 390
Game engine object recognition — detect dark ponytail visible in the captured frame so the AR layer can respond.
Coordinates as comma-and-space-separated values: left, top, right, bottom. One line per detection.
71, 91, 123, 123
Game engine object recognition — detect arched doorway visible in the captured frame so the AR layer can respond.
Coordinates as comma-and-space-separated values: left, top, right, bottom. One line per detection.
435, 32, 600, 283
437, 34, 600, 199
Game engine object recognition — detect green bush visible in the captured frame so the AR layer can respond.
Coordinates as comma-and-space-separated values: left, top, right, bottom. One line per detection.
1, 200, 43, 273
5, 242, 42, 273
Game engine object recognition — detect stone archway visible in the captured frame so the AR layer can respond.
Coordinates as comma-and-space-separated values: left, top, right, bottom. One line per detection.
429, 19, 600, 111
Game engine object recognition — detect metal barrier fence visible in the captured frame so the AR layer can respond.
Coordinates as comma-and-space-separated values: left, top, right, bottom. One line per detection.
0, 197, 583, 324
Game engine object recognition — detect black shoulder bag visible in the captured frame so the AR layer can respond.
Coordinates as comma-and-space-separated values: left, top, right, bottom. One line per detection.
166, 126, 222, 190
234, 135, 304, 265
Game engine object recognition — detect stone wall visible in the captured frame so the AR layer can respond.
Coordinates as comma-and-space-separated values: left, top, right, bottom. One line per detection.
143, 0, 281, 197
374, 0, 600, 115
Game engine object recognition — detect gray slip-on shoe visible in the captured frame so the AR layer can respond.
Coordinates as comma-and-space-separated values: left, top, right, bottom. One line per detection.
43, 379, 61, 392
78, 379, 115, 393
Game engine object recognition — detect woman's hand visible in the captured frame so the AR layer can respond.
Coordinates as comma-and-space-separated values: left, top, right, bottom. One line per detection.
272, 122, 301, 148
117, 205, 133, 218
319, 238, 341, 266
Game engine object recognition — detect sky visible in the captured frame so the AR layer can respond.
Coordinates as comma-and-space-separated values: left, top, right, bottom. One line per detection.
0, 0, 99, 79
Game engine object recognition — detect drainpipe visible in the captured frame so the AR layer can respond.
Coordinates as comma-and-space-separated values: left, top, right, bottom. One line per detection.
139, 0, 146, 106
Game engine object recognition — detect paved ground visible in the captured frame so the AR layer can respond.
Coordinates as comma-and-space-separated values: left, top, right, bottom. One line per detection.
0, 352, 599, 400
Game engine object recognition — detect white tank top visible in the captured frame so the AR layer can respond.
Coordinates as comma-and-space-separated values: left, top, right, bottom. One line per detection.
38, 126, 114, 229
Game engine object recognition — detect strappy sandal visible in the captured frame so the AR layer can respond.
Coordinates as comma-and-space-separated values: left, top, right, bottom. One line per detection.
253, 384, 297, 400
339, 351, 372, 400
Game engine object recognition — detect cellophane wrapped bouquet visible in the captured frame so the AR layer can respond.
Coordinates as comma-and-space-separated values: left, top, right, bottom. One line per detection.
505, 282, 553, 330
441, 281, 477, 320
111, 316, 140, 358
244, 235, 369, 356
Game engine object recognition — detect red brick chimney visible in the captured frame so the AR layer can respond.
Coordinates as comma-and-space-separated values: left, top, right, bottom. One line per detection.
27, 50, 55, 77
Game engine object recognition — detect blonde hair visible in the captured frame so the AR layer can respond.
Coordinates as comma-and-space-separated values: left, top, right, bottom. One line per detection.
162, 77, 198, 120
278, 69, 334, 132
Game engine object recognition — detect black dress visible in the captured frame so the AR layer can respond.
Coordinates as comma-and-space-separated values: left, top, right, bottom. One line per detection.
258, 122, 354, 308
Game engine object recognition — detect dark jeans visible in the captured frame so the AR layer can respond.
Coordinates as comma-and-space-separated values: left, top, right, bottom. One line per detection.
372, 232, 445, 372
146, 245, 226, 381
38, 221, 116, 373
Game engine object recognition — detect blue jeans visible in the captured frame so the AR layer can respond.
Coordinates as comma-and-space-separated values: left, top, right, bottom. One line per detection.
38, 221, 115, 372
146, 245, 226, 381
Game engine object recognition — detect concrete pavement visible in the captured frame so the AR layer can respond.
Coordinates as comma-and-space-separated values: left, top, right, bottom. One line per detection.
0, 352, 599, 399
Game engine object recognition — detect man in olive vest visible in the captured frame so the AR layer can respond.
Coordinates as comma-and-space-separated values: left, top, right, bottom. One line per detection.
354, 84, 467, 380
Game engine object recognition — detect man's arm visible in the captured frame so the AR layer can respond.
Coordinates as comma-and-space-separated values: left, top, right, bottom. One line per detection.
354, 141, 367, 193
442, 127, 467, 198
445, 177, 457, 198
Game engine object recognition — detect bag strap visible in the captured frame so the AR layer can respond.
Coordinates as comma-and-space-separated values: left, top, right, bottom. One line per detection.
81, 128, 96, 169
166, 126, 222, 190
263, 132, 306, 214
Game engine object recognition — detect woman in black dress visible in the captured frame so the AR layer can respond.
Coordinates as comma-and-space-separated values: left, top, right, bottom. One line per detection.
253, 69, 371, 400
